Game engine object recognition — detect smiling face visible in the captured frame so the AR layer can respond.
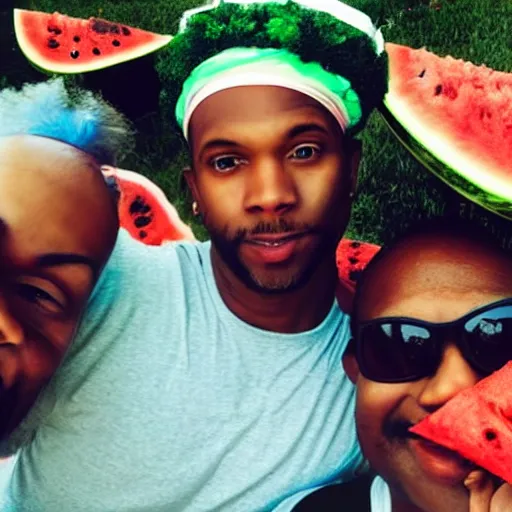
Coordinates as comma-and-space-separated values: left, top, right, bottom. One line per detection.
348, 234, 512, 512
186, 86, 358, 294
0, 135, 118, 438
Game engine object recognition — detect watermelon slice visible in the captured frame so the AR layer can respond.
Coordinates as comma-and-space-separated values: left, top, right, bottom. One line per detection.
102, 167, 195, 245
336, 238, 381, 290
14, 9, 172, 74
382, 43, 512, 220
410, 361, 512, 484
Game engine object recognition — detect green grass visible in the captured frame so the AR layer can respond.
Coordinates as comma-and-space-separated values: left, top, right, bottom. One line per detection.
2, 0, 512, 245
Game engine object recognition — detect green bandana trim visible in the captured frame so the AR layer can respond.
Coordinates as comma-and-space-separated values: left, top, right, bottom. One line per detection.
176, 47, 362, 136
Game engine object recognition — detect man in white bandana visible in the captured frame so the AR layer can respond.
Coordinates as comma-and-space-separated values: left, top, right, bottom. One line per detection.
1, 1, 388, 510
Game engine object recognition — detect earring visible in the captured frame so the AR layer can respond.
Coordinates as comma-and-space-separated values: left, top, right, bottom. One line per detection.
192, 201, 200, 216
349, 191, 355, 199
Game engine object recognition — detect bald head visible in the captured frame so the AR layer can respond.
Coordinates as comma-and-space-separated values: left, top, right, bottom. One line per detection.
0, 134, 118, 277
0, 134, 120, 438
354, 220, 512, 327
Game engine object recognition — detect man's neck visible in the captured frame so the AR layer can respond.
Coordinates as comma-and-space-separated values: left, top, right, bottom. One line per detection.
210, 248, 340, 334
390, 489, 426, 512
392, 502, 425, 512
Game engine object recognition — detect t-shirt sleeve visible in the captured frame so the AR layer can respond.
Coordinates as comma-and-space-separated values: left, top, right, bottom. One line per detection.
0, 230, 144, 457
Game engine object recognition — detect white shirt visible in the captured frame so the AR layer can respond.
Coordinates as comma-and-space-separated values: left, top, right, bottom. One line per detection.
371, 476, 392, 512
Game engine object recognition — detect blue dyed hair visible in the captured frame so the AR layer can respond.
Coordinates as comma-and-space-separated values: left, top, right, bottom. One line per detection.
0, 78, 133, 165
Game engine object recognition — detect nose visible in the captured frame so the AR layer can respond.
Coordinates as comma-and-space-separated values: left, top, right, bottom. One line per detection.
418, 343, 480, 410
243, 157, 298, 215
0, 294, 24, 347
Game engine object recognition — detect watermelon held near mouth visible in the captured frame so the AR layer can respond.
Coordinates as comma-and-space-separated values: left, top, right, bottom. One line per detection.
102, 167, 196, 245
410, 361, 512, 484
382, 42, 512, 220
14, 9, 172, 74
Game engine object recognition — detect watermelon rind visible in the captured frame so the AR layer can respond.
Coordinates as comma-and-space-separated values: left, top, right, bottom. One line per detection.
380, 93, 512, 221
102, 166, 196, 242
14, 9, 173, 74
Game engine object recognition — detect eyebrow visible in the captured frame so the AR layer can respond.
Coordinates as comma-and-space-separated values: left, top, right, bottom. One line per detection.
199, 138, 239, 159
198, 122, 330, 159
36, 253, 99, 278
287, 122, 330, 139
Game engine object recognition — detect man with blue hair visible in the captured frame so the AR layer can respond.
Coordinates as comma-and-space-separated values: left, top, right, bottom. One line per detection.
0, 77, 130, 441
2, 1, 386, 510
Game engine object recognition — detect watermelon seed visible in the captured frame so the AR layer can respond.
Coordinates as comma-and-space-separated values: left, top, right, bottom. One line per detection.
418, 69, 426, 78
73, 36, 80, 43
70, 50, 80, 59
130, 197, 151, 215
350, 242, 361, 248
93, 48, 101, 56
47, 27, 62, 35
112, 40, 121, 47
109, 25, 121, 35
48, 39, 60, 49
349, 257, 359, 265
139, 230, 148, 239
122, 26, 131, 36
134, 216, 152, 228
434, 84, 443, 96
91, 20, 116, 34
484, 429, 497, 441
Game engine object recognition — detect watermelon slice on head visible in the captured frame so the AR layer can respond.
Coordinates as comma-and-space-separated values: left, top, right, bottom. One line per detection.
410, 361, 512, 484
382, 43, 512, 220
102, 167, 195, 245
14, 9, 172, 74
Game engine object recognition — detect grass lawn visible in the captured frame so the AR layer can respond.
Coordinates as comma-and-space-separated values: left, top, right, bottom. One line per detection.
2, 0, 512, 245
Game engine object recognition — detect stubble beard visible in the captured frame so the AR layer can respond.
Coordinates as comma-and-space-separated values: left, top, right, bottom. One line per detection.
206, 218, 340, 295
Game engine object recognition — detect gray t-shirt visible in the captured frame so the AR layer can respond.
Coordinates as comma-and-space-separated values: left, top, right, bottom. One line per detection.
1, 230, 362, 511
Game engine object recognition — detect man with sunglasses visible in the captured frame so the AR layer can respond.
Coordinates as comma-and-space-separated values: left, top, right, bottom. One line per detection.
296, 217, 512, 511
348, 217, 512, 512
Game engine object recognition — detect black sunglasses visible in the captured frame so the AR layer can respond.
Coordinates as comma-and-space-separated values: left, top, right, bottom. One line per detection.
353, 298, 512, 383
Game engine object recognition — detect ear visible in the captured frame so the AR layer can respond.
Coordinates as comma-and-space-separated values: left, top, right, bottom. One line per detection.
342, 341, 360, 384
183, 166, 199, 202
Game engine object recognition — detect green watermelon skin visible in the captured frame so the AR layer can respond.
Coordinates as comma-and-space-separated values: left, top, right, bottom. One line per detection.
410, 361, 512, 484
380, 108, 512, 219
382, 43, 512, 221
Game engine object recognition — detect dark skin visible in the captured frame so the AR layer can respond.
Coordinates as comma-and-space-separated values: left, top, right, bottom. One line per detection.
343, 234, 512, 512
0, 135, 118, 439
185, 86, 360, 334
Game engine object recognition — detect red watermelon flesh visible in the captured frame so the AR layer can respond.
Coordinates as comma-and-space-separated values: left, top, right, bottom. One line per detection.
382, 43, 512, 220
336, 238, 380, 290
410, 361, 512, 484
14, 9, 172, 74
102, 167, 195, 245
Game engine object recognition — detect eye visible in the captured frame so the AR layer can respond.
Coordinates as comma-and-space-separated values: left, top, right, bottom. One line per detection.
14, 281, 65, 315
209, 155, 246, 173
288, 144, 321, 161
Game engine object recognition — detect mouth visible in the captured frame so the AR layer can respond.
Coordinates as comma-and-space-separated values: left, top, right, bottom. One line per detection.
241, 232, 310, 264
406, 428, 474, 484
246, 232, 307, 246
